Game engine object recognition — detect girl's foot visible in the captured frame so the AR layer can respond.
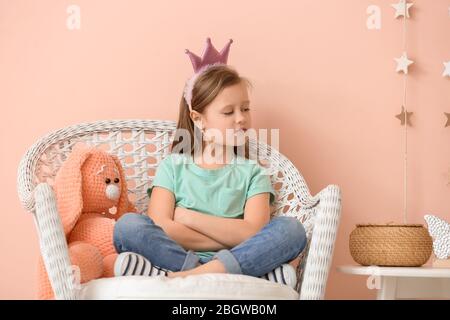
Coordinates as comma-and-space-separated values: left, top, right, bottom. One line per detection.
167, 259, 227, 278
259, 263, 297, 289
114, 252, 299, 289
114, 252, 172, 277
167, 259, 298, 289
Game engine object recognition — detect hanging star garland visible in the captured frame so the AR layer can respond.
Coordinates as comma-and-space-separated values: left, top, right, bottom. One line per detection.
396, 106, 413, 126
395, 52, 414, 74
391, 0, 414, 19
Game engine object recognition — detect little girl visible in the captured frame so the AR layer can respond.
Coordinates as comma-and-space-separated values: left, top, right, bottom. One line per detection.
112, 38, 307, 289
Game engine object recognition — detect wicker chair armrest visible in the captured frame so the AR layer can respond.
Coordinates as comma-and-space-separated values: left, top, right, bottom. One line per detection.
299, 184, 342, 300
34, 183, 79, 299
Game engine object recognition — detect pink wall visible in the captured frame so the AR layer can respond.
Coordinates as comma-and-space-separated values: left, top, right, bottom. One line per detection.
1, 0, 449, 299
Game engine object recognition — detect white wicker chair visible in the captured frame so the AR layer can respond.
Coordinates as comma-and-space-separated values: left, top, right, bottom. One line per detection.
17, 119, 341, 300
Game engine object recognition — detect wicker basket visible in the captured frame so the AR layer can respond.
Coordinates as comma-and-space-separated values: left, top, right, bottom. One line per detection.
349, 224, 433, 267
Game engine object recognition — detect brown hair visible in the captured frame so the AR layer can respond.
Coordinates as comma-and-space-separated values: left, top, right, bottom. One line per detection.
170, 65, 253, 159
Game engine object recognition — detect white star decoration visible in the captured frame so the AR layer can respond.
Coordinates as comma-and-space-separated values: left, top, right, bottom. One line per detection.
443, 61, 450, 77
424, 215, 450, 260
394, 52, 414, 74
391, 0, 414, 19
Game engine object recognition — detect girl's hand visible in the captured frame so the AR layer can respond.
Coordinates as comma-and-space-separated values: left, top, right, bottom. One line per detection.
174, 206, 192, 225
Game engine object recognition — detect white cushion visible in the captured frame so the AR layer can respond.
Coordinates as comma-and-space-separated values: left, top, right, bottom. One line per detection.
78, 273, 299, 300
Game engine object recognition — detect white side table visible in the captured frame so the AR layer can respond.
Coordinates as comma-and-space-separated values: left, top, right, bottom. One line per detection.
337, 265, 450, 300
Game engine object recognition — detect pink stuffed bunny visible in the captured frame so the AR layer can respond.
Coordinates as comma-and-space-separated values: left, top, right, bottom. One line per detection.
38, 143, 136, 299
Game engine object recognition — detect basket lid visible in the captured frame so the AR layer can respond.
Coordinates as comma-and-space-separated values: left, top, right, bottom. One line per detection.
355, 223, 424, 228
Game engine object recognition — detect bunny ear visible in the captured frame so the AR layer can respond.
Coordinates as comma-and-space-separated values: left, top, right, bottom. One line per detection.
111, 155, 136, 219
54, 143, 94, 236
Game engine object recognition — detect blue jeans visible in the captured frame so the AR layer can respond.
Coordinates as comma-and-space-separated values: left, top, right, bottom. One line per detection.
113, 213, 307, 277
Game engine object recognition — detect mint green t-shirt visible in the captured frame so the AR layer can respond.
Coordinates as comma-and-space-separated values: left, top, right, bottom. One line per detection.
148, 152, 276, 260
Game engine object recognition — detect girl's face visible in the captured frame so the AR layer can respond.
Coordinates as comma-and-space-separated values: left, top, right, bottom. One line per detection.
193, 81, 252, 148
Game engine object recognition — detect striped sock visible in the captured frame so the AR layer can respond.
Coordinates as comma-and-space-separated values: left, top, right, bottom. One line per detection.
114, 252, 173, 277
259, 264, 297, 289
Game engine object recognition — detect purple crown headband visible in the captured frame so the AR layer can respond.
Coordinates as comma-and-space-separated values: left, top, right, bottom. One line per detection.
183, 37, 233, 111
